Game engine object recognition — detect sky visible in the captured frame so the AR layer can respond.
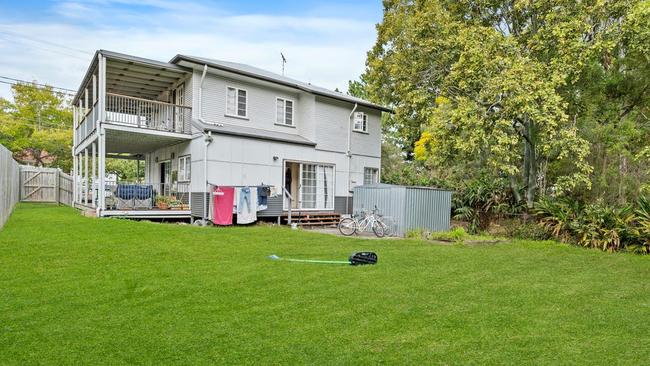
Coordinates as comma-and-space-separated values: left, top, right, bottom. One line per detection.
0, 0, 383, 101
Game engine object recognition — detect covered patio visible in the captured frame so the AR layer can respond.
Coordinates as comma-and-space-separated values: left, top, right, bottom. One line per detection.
71, 50, 193, 218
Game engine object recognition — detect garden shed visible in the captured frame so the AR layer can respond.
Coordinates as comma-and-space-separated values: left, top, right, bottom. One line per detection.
352, 184, 452, 236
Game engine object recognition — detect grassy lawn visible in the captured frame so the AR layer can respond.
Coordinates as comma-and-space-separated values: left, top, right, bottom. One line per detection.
1, 204, 648, 365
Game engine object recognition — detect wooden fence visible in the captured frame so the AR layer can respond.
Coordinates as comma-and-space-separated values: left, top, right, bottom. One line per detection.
0, 144, 20, 229
20, 166, 73, 206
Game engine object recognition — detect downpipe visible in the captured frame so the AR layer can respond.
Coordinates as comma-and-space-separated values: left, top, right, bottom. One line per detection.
346, 103, 358, 216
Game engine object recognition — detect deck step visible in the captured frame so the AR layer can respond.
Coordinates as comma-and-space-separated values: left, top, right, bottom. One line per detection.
280, 212, 341, 227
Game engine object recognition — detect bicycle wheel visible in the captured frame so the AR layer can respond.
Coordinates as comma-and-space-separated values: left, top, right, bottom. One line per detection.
372, 221, 385, 238
338, 218, 357, 236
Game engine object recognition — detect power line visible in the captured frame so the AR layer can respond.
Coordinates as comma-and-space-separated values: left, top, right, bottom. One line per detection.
1, 115, 71, 132
0, 76, 76, 93
0, 29, 92, 56
0, 33, 90, 62
0, 79, 76, 96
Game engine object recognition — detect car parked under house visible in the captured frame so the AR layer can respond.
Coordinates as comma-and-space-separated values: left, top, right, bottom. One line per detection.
71, 50, 390, 223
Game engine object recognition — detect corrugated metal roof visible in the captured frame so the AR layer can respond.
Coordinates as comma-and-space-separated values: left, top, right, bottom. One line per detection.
73, 50, 190, 105
74, 50, 393, 113
198, 121, 316, 146
170, 54, 392, 113
359, 183, 454, 192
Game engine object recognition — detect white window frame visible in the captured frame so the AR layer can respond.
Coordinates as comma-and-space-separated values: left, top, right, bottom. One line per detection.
275, 97, 295, 127
353, 112, 368, 133
364, 167, 379, 185
178, 155, 191, 182
226, 86, 248, 118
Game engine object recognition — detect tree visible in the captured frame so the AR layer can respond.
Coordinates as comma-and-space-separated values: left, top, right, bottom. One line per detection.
0, 83, 72, 171
363, 0, 648, 207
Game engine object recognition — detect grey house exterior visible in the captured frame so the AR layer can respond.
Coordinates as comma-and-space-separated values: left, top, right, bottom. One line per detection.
71, 50, 389, 220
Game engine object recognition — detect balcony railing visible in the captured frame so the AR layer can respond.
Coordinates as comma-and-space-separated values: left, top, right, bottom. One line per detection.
104, 182, 190, 211
106, 93, 192, 134
76, 100, 99, 144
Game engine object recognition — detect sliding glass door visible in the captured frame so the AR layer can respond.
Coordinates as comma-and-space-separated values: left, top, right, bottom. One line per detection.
286, 161, 335, 210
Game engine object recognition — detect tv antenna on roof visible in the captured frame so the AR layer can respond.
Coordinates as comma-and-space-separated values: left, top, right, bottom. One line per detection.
281, 52, 287, 76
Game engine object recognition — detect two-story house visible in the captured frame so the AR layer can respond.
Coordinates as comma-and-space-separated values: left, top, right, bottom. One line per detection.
71, 50, 389, 223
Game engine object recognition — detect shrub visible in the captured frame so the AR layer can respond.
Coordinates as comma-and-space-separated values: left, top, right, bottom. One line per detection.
502, 219, 551, 241
428, 227, 467, 242
534, 197, 650, 254
406, 228, 426, 239
452, 176, 523, 234
406, 227, 467, 243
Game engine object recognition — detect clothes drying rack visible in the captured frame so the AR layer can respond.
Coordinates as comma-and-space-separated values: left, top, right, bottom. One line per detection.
206, 182, 294, 225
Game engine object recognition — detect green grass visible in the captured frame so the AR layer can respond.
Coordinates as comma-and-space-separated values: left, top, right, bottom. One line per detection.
1, 204, 649, 365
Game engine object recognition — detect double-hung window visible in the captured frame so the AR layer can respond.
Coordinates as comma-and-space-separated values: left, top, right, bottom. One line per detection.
178, 155, 191, 181
353, 112, 368, 133
226, 87, 247, 118
364, 167, 379, 185
276, 97, 294, 126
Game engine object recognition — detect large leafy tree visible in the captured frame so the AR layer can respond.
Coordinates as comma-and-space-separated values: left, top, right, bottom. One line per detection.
0, 83, 72, 171
364, 0, 649, 207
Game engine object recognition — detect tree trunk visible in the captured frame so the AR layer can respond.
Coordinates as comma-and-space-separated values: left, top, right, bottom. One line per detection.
510, 175, 522, 203
524, 116, 537, 209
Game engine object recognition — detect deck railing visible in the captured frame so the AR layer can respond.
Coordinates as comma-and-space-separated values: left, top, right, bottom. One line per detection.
106, 93, 192, 134
104, 182, 190, 211
76, 100, 99, 144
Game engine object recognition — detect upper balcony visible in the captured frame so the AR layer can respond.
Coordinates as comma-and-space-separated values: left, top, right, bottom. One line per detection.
73, 50, 193, 152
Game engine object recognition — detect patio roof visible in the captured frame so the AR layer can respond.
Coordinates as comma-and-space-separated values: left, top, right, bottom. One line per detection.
72, 50, 191, 105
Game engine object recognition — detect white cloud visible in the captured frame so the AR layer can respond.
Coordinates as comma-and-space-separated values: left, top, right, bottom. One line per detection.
0, 1, 378, 100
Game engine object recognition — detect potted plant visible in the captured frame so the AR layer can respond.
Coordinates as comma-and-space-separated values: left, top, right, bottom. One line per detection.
170, 197, 183, 210
156, 195, 171, 210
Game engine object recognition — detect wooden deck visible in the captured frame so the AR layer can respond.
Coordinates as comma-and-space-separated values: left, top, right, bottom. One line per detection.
102, 209, 191, 218
281, 212, 341, 228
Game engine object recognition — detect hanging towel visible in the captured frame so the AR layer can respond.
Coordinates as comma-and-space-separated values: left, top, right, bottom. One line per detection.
213, 186, 234, 225
257, 186, 269, 210
237, 187, 257, 224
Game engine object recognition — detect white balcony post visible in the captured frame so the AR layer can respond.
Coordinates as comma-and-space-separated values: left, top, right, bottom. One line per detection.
98, 55, 106, 123
97, 131, 106, 215
72, 106, 77, 205
75, 154, 81, 204
97, 54, 107, 216
84, 88, 88, 115
91, 142, 97, 208
72, 153, 77, 205
92, 74, 97, 104
84, 148, 89, 206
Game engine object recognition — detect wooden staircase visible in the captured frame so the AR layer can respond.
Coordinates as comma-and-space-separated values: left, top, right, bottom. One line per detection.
281, 212, 341, 228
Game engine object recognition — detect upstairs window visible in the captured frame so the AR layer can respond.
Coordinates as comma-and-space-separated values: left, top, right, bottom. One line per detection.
178, 155, 191, 181
226, 87, 247, 118
353, 112, 368, 133
276, 98, 294, 126
364, 167, 379, 185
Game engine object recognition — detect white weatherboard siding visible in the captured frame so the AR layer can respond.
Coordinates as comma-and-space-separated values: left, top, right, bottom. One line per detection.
295, 93, 316, 142
183, 68, 381, 199
146, 141, 193, 184
314, 96, 382, 157
186, 134, 379, 196
198, 71, 305, 135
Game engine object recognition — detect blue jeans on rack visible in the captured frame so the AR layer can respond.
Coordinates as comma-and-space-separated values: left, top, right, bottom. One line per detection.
238, 187, 252, 214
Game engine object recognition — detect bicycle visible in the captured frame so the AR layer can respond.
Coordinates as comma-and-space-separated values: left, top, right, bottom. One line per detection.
338, 206, 387, 237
